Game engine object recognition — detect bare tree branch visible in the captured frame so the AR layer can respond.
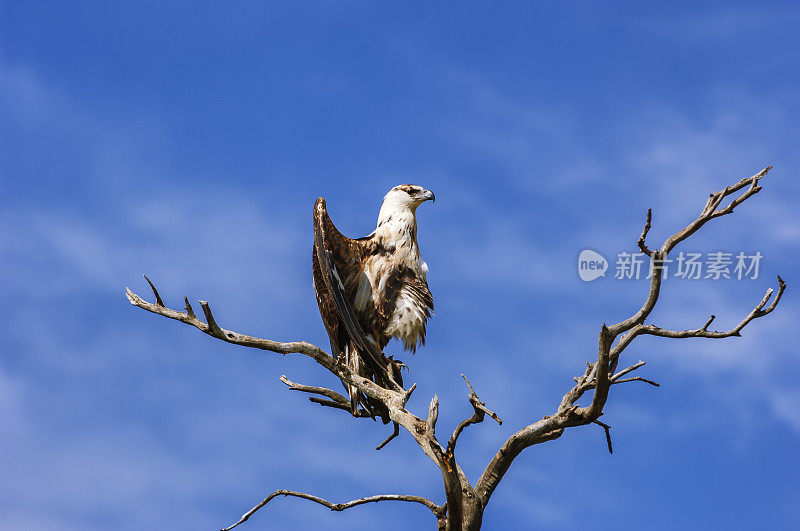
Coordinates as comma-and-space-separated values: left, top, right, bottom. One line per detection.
609, 166, 771, 341
126, 287, 332, 363
376, 423, 400, 450
143, 274, 164, 306
427, 394, 440, 435
221, 489, 445, 531
183, 296, 196, 318
610, 360, 646, 380
279, 375, 351, 405
593, 419, 613, 454
612, 376, 660, 387
278, 375, 375, 417
126, 279, 472, 526
446, 375, 502, 465
305, 396, 357, 412
637, 208, 653, 257
199, 300, 226, 337
637, 278, 784, 339
125, 286, 398, 408
474, 166, 785, 508
609, 361, 660, 386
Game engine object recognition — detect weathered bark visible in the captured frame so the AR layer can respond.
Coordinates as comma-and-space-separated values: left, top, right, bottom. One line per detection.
126, 166, 783, 530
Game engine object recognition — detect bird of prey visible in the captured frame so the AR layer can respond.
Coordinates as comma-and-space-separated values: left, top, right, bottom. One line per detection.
312, 185, 435, 418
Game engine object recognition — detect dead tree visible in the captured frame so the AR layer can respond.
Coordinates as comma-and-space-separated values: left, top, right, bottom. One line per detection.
126, 167, 784, 531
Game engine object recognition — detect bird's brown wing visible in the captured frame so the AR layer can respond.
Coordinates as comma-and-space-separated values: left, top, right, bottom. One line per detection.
312, 197, 386, 376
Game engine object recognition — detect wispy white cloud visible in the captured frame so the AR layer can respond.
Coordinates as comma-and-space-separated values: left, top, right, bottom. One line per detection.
437, 67, 605, 194
767, 387, 800, 434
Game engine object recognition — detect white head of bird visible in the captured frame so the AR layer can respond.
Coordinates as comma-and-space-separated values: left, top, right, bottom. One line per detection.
377, 185, 435, 228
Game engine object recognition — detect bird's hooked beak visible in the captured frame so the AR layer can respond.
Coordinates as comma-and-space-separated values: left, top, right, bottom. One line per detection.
422, 189, 435, 203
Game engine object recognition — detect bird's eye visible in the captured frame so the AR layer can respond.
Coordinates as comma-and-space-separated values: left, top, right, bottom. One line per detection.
406, 188, 415, 196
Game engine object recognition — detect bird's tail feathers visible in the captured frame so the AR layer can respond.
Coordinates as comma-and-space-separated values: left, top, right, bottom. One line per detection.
346, 344, 362, 416
343, 344, 392, 423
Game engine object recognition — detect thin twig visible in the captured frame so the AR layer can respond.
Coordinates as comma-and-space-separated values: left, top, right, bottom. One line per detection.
611, 360, 646, 381
221, 490, 445, 531
279, 375, 350, 404
637, 208, 653, 256
143, 274, 164, 306
446, 375, 502, 462
612, 376, 660, 387
593, 420, 613, 454
376, 423, 400, 450
184, 296, 196, 318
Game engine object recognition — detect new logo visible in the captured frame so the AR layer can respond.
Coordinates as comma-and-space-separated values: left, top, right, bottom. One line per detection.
578, 249, 608, 282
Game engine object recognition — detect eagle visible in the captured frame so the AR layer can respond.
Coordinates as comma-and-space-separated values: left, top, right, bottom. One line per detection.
312, 184, 435, 419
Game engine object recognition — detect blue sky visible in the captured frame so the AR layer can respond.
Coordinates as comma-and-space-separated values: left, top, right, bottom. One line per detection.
2, 2, 799, 529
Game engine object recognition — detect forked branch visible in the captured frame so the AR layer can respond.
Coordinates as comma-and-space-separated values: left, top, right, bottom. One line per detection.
279, 376, 373, 417
474, 166, 785, 508
126, 278, 458, 527
446, 375, 502, 463
638, 277, 785, 339
126, 283, 331, 365
125, 284, 400, 409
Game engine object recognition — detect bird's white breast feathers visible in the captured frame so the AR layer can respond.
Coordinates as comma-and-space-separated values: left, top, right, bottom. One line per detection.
357, 208, 430, 349
384, 285, 429, 350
